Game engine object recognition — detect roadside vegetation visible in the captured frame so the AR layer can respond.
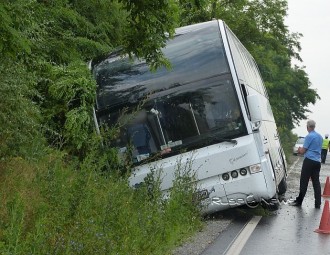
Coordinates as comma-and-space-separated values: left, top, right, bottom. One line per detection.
0, 151, 202, 254
0, 0, 319, 254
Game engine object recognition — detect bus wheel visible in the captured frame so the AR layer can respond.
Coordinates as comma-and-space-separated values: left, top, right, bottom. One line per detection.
278, 175, 287, 195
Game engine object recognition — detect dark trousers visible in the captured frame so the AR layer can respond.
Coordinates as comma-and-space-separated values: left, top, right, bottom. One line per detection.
321, 149, 328, 163
296, 158, 321, 206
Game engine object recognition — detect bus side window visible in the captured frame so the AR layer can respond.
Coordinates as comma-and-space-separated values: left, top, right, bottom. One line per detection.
240, 83, 251, 120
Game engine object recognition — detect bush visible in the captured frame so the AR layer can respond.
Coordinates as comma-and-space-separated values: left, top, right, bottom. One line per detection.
0, 151, 202, 255
0, 60, 45, 160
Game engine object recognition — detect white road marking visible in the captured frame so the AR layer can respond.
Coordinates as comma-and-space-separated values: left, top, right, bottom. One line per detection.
224, 216, 262, 255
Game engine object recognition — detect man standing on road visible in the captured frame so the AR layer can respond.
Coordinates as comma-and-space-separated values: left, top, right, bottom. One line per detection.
321, 134, 330, 164
291, 120, 323, 208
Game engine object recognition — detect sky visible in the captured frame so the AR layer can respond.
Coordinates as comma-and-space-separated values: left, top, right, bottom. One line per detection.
285, 0, 330, 137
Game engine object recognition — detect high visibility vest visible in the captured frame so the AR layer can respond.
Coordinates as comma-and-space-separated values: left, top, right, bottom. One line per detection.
322, 138, 329, 149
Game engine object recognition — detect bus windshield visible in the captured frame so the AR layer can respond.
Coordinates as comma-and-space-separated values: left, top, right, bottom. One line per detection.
93, 21, 247, 164
97, 76, 245, 163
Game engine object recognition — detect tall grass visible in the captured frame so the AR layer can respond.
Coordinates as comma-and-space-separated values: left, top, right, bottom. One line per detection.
0, 151, 202, 255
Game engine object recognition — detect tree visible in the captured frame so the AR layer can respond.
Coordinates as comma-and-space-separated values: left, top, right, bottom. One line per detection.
1, 0, 180, 157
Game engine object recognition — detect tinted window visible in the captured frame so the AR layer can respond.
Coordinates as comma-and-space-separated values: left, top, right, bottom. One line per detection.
94, 21, 230, 110
225, 26, 267, 96
93, 21, 248, 164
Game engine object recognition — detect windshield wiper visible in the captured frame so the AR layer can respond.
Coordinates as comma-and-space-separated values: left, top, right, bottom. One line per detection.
207, 135, 238, 145
153, 135, 238, 160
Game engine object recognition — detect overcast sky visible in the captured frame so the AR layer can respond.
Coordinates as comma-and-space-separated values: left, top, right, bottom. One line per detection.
285, 0, 330, 137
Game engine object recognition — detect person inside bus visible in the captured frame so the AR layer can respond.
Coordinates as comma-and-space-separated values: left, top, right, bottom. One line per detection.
204, 100, 231, 129
321, 133, 330, 164
127, 123, 152, 155
290, 120, 323, 208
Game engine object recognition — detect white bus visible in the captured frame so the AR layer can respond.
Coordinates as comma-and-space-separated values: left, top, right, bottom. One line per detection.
92, 20, 287, 214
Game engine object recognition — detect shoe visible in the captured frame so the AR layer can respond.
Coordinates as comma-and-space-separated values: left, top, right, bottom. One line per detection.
315, 204, 321, 209
290, 200, 302, 207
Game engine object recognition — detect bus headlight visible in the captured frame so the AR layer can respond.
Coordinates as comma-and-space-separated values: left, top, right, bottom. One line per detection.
249, 164, 262, 174
222, 173, 230, 181
231, 170, 238, 178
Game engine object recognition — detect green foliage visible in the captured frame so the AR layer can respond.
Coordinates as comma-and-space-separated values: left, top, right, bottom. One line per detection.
0, 153, 202, 255
165, 157, 202, 231
0, 60, 45, 160
46, 61, 97, 151
1, 0, 180, 157
176, 0, 212, 25
0, 2, 31, 58
119, 0, 179, 69
3, 197, 26, 254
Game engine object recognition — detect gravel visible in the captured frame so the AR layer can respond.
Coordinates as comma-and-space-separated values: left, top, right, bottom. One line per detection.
171, 213, 232, 255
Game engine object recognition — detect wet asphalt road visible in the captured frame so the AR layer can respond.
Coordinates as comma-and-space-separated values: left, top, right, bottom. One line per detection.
241, 155, 330, 255
201, 155, 330, 255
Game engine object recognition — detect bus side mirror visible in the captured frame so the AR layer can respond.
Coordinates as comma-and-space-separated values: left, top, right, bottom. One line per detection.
246, 94, 262, 130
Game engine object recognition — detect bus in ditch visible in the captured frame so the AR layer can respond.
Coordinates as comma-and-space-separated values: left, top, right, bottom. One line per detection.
91, 19, 287, 214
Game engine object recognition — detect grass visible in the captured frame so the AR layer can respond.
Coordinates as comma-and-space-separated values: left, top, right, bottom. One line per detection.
0, 153, 202, 255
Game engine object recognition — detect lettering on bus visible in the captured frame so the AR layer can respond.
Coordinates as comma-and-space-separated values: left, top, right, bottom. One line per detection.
229, 152, 248, 165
